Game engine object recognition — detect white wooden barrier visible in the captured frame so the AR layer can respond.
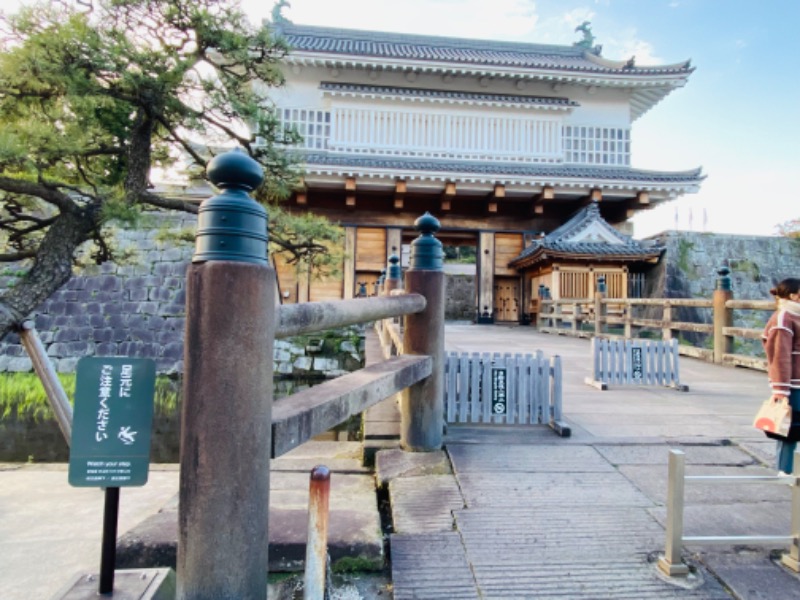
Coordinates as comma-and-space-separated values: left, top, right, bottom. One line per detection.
444, 352, 569, 436
586, 337, 688, 391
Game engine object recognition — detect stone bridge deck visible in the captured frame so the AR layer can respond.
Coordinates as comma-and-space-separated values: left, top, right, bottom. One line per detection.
381, 324, 799, 599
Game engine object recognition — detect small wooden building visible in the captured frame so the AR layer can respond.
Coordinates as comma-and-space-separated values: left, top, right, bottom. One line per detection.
508, 202, 663, 323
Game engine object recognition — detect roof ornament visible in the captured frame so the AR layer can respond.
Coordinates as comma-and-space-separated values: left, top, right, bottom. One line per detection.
574, 21, 603, 56
270, 0, 292, 27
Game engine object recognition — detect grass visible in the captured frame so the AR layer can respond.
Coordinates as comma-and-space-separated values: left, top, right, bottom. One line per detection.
0, 372, 182, 420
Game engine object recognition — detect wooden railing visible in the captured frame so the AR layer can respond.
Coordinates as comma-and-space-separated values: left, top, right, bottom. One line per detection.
535, 292, 774, 371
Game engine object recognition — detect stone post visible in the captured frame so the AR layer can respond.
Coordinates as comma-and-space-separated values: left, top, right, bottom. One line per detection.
594, 275, 607, 337
401, 213, 445, 451
178, 150, 275, 600
713, 266, 733, 364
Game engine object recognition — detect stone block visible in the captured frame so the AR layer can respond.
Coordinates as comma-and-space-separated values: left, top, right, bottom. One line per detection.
313, 357, 339, 372
293, 356, 313, 372
7, 357, 32, 372
57, 357, 80, 372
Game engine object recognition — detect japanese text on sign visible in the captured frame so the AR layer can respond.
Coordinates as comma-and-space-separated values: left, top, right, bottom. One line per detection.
69, 357, 155, 488
492, 367, 507, 415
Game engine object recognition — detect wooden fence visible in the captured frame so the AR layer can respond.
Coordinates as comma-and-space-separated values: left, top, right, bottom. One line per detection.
535, 285, 773, 371
443, 351, 569, 435
586, 338, 687, 391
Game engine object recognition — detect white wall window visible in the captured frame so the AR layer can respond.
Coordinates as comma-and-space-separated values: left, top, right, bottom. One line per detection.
563, 126, 630, 166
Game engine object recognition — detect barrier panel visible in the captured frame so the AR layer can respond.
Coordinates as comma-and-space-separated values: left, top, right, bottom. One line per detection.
444, 351, 569, 436
658, 449, 800, 577
585, 337, 688, 391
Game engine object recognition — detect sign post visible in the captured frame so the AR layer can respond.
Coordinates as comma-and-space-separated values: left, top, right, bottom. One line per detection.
68, 357, 156, 595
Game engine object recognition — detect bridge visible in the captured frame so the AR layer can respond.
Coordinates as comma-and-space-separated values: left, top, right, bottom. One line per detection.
382, 324, 797, 599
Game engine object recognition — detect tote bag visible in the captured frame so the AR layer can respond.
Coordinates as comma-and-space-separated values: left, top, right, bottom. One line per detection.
753, 396, 792, 437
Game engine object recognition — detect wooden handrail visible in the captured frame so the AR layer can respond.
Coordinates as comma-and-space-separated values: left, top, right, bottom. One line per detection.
536, 293, 771, 371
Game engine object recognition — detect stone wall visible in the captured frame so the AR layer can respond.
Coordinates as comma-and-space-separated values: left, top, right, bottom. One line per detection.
645, 231, 800, 350
0, 212, 364, 376
0, 213, 195, 373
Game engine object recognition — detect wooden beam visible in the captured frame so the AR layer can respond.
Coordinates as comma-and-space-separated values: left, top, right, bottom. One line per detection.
637, 191, 650, 205
488, 183, 504, 214
345, 177, 356, 209
271, 355, 432, 457
441, 181, 456, 212
295, 191, 307, 206
531, 186, 554, 214
394, 179, 406, 211
590, 188, 602, 202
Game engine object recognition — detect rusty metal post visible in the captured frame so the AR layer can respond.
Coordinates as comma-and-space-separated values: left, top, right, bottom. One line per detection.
594, 275, 607, 337
178, 150, 275, 600
304, 465, 331, 600
713, 266, 733, 364
401, 213, 445, 451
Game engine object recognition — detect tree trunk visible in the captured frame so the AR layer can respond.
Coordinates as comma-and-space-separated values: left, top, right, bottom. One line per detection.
0, 210, 96, 340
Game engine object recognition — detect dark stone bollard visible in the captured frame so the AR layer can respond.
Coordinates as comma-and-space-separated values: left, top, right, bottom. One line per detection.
178, 150, 275, 600
401, 213, 445, 451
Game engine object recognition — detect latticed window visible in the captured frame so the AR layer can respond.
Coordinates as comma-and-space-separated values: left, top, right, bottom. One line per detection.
563, 126, 630, 166
278, 108, 330, 150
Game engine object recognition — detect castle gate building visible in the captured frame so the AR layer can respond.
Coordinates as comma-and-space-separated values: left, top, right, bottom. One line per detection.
265, 20, 703, 323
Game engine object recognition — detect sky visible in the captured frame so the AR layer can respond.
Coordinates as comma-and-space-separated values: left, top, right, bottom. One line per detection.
240, 0, 799, 239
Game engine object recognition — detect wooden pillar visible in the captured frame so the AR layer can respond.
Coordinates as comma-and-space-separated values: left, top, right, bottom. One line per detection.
401, 213, 445, 451
179, 151, 274, 600
713, 266, 733, 364
594, 275, 607, 336
343, 226, 356, 299
477, 231, 495, 323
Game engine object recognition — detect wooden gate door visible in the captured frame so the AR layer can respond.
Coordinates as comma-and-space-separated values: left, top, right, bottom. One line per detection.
494, 278, 520, 322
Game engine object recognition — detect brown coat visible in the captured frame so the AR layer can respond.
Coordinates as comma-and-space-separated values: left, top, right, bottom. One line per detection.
762, 300, 800, 397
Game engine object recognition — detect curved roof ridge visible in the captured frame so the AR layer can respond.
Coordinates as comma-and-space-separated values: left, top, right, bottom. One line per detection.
280, 23, 693, 76
280, 23, 584, 57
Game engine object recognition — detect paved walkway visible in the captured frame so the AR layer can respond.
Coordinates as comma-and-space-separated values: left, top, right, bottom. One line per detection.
385, 324, 800, 599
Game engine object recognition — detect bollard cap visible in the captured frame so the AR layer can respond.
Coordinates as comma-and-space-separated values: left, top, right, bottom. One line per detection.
193, 149, 268, 265
387, 253, 402, 280
716, 266, 732, 291
409, 212, 443, 271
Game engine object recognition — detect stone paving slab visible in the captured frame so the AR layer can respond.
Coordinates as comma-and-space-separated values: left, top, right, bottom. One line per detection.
389, 474, 464, 534
375, 448, 451, 488
454, 506, 731, 599
620, 464, 792, 505
270, 440, 369, 473
648, 502, 793, 545
448, 442, 615, 473
456, 470, 655, 508
700, 550, 800, 600
594, 443, 759, 467
570, 413, 734, 438
390, 532, 479, 599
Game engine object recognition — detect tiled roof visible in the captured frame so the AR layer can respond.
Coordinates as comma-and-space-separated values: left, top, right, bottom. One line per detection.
320, 82, 578, 108
510, 203, 663, 266
280, 23, 692, 76
299, 152, 703, 184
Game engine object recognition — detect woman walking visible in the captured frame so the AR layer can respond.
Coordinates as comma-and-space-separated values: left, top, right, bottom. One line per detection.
762, 278, 800, 473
